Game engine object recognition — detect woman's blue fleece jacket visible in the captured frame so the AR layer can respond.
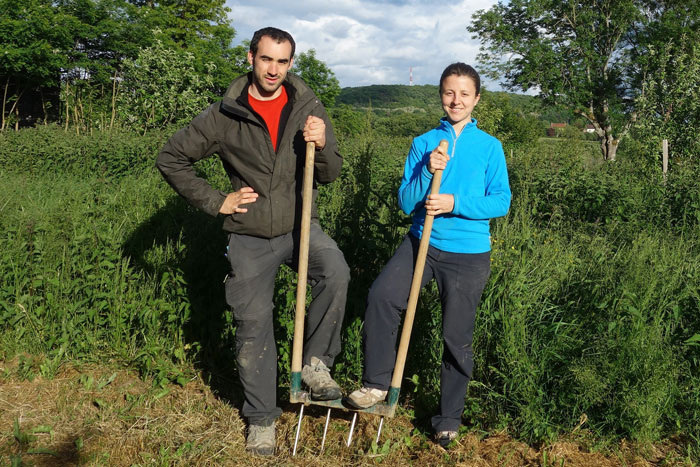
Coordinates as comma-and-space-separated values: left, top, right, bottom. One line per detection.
398, 117, 511, 254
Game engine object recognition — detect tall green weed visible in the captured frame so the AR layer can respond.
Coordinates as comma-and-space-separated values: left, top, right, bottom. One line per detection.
0, 125, 169, 178
1, 126, 698, 453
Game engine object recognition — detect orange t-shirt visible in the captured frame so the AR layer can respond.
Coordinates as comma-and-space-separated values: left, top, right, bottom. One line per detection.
248, 86, 288, 151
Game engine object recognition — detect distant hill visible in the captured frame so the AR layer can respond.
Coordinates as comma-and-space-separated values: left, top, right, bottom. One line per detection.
337, 84, 440, 111
335, 84, 588, 137
337, 84, 542, 115
332, 84, 593, 140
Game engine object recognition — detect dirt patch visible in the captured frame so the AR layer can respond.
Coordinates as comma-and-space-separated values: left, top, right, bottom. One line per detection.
0, 359, 692, 466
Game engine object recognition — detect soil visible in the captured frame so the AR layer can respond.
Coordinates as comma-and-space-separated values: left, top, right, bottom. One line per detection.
0, 359, 692, 466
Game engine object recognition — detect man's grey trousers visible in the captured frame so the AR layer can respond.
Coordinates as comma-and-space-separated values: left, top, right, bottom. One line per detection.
225, 223, 349, 426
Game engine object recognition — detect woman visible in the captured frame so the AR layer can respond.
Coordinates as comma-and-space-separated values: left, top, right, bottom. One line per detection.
346, 63, 511, 448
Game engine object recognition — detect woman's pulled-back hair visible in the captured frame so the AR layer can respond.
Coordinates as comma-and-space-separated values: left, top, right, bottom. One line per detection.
439, 62, 481, 95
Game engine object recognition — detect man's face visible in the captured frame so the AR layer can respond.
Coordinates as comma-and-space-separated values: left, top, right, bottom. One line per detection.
247, 36, 294, 100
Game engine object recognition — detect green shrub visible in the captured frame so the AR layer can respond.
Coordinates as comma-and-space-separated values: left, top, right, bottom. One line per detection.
0, 125, 169, 178
118, 40, 216, 132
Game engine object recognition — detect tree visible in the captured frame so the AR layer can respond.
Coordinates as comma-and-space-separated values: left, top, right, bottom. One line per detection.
1, 0, 248, 128
468, 0, 699, 161
118, 40, 214, 132
132, 0, 248, 94
54, 0, 154, 131
0, 0, 76, 128
293, 49, 341, 108
56, 0, 152, 85
631, 3, 700, 163
329, 104, 369, 137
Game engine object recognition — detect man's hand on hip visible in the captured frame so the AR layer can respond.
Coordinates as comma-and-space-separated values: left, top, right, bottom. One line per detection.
219, 187, 258, 215
303, 115, 326, 150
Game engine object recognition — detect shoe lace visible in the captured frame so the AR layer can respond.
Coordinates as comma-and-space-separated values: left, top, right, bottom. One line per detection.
312, 361, 330, 373
249, 424, 273, 438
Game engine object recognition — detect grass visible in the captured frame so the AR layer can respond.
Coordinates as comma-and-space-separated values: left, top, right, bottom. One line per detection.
0, 359, 693, 466
1, 127, 699, 463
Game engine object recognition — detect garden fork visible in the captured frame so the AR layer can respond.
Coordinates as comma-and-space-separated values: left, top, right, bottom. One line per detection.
291, 140, 448, 454
341, 139, 449, 446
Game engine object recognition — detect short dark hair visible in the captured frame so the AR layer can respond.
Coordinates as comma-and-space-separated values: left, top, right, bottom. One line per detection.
250, 27, 296, 59
439, 63, 481, 95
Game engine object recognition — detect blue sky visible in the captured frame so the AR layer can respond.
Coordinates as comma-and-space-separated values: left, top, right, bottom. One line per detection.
225, 0, 500, 89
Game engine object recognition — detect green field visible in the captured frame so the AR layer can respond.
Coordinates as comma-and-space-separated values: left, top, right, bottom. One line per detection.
1, 125, 699, 464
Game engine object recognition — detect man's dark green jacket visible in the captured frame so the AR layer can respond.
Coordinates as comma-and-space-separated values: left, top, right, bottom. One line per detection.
156, 72, 342, 238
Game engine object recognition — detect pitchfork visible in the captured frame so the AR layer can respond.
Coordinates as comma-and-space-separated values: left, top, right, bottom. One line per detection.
290, 140, 448, 455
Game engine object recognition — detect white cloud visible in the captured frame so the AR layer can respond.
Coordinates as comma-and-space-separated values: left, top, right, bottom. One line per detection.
227, 0, 500, 89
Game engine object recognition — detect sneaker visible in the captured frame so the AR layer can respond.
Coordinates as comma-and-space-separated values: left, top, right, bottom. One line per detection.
346, 387, 388, 409
246, 423, 275, 456
435, 430, 457, 449
301, 356, 342, 400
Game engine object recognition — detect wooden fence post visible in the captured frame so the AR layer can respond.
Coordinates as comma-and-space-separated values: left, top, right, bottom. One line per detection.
662, 139, 668, 182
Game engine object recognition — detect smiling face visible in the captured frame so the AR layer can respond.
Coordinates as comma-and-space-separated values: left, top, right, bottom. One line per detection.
247, 35, 294, 100
440, 74, 480, 130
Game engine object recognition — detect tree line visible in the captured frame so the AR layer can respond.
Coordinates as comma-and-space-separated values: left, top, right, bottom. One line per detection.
470, 0, 700, 162
2, 0, 698, 165
0, 0, 339, 133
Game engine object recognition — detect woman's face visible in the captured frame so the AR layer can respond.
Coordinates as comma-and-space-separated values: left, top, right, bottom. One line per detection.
440, 74, 480, 127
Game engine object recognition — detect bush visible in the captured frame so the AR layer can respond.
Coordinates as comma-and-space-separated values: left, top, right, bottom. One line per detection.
0, 125, 169, 178
118, 40, 216, 132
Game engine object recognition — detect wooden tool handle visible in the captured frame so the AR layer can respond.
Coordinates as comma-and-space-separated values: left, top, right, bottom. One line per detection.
390, 139, 449, 389
291, 141, 316, 374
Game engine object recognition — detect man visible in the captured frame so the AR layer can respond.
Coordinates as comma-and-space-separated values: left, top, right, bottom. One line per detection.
156, 27, 349, 456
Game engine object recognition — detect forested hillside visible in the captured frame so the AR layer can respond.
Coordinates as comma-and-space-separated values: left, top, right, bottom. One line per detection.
338, 85, 538, 113
337, 84, 441, 110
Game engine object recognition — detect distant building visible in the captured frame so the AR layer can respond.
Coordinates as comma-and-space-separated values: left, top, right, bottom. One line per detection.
584, 124, 596, 133
547, 122, 566, 137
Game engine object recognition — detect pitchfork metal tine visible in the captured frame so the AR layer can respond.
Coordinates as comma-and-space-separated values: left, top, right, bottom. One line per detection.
375, 416, 384, 445
292, 404, 304, 456
346, 412, 358, 447
320, 408, 332, 451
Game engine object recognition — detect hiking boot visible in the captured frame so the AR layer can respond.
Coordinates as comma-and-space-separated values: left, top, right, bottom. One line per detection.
246, 422, 275, 456
301, 356, 342, 400
346, 387, 388, 409
435, 430, 457, 449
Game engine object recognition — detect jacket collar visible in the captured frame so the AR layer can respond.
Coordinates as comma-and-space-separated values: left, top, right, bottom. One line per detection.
220, 72, 308, 118
439, 117, 477, 131
439, 117, 478, 140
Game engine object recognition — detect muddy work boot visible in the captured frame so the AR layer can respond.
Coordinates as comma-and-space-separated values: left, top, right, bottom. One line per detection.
301, 356, 342, 400
346, 387, 388, 409
435, 430, 457, 449
246, 422, 275, 456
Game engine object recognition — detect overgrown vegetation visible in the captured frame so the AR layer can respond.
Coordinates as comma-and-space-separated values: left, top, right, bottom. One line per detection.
1, 120, 698, 462
0, 0, 340, 132
1, 3, 699, 461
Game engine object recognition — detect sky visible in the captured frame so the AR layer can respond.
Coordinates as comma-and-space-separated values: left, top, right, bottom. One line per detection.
225, 0, 501, 90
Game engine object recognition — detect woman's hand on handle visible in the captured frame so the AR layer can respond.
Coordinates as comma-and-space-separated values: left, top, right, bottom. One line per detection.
425, 193, 454, 216
428, 143, 449, 174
